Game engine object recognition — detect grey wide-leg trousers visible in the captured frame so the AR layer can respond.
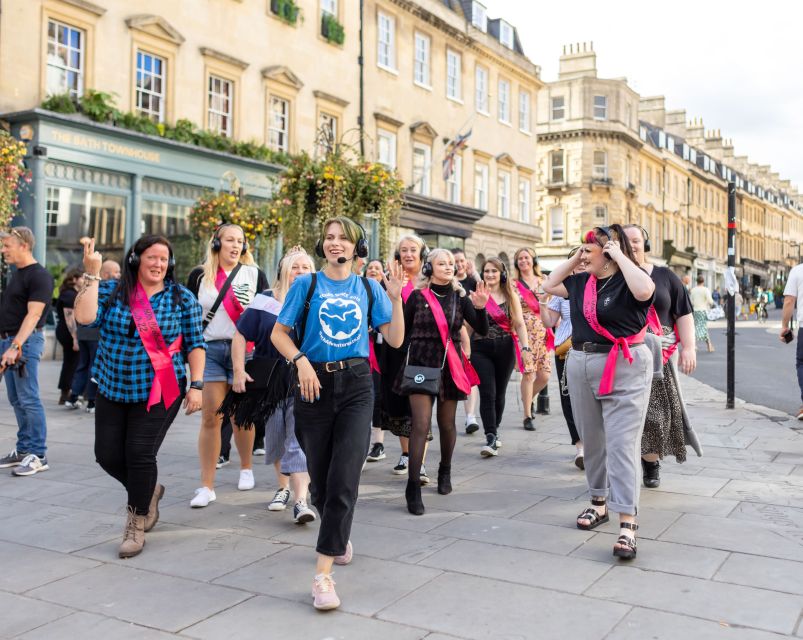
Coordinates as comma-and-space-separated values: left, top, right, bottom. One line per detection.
566, 344, 652, 515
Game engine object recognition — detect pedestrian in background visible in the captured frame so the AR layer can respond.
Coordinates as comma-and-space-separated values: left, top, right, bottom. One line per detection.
186, 224, 268, 508
75, 236, 205, 558
55, 267, 83, 406
271, 216, 404, 611
67, 260, 120, 413
541, 246, 584, 469
781, 261, 803, 420
690, 276, 715, 352
471, 257, 529, 458
0, 227, 54, 476
544, 224, 655, 560
512, 247, 553, 432
453, 248, 480, 434
364, 258, 388, 465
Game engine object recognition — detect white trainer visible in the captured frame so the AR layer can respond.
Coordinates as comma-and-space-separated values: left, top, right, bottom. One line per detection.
238, 469, 255, 491
190, 487, 216, 508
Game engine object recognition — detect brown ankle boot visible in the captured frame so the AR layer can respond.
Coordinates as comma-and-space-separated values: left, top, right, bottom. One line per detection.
144, 483, 165, 532
118, 507, 146, 558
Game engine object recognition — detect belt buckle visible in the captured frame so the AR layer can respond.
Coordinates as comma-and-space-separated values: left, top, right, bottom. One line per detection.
325, 361, 341, 373
582, 343, 593, 353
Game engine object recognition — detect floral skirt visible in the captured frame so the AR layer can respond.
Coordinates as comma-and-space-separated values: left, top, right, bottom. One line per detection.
521, 311, 552, 376
693, 310, 710, 342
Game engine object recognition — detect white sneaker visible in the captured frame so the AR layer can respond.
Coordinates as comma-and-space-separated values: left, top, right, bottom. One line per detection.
268, 487, 291, 511
253, 448, 266, 456
190, 487, 216, 508
238, 469, 255, 491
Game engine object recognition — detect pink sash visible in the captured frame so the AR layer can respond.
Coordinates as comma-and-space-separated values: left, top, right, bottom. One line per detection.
216, 266, 245, 324
130, 282, 183, 412
368, 337, 381, 374
485, 297, 525, 373
583, 276, 646, 395
515, 280, 556, 351
420, 288, 472, 394
647, 306, 679, 365
402, 280, 415, 303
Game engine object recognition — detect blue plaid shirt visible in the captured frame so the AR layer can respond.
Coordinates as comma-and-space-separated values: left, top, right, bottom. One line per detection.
89, 280, 206, 403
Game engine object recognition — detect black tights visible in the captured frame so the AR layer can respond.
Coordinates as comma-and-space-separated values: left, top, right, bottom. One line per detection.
407, 394, 457, 483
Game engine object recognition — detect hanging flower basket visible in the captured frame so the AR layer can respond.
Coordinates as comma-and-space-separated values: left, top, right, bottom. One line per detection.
0, 131, 30, 228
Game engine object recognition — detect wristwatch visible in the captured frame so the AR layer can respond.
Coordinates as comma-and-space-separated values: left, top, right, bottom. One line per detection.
189, 380, 204, 391
10, 342, 21, 352
521, 346, 532, 352
292, 351, 307, 365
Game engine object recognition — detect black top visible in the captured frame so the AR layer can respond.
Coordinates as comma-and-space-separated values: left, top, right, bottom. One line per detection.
403, 283, 488, 342
55, 288, 78, 341
0, 263, 54, 333
459, 275, 477, 294
563, 271, 654, 344
473, 299, 510, 340
650, 266, 693, 327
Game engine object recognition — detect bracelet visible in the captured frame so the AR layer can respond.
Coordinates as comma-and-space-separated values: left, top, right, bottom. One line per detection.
83, 274, 101, 281
11, 341, 21, 351
189, 380, 204, 391
521, 346, 532, 352
292, 351, 307, 365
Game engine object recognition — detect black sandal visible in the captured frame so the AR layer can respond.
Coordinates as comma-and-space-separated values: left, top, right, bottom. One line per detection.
576, 497, 609, 530
613, 522, 638, 559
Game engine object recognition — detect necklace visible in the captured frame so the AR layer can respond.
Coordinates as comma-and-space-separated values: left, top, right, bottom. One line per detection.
596, 274, 614, 296
431, 289, 447, 298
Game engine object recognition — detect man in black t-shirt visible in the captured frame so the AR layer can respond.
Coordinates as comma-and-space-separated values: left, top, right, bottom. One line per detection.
453, 248, 477, 294
0, 227, 54, 476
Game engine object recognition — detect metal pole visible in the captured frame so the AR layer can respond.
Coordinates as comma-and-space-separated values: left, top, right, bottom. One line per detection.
358, 0, 365, 158
726, 181, 736, 409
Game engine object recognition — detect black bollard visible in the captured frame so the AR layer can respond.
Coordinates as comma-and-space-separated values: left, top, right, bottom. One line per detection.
535, 386, 550, 414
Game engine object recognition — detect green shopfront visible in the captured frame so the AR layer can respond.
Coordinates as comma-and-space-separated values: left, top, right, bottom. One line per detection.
2, 109, 282, 281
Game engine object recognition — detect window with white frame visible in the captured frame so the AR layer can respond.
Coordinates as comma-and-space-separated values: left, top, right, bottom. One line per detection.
475, 65, 489, 114
208, 75, 233, 137
446, 50, 461, 100
45, 186, 61, 238
593, 151, 607, 180
474, 162, 488, 209
550, 206, 564, 242
447, 155, 462, 204
46, 20, 84, 98
497, 171, 511, 218
593, 95, 607, 120
412, 143, 431, 196
593, 204, 607, 224
377, 11, 396, 70
518, 178, 530, 222
499, 21, 514, 49
498, 78, 510, 123
550, 149, 565, 183
317, 112, 338, 156
321, 0, 337, 17
136, 50, 166, 122
377, 129, 396, 169
518, 90, 530, 132
268, 96, 289, 152
471, 2, 487, 31
414, 32, 430, 87
551, 96, 565, 120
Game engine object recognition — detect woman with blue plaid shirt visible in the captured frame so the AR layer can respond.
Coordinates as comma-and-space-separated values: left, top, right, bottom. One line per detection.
75, 235, 206, 559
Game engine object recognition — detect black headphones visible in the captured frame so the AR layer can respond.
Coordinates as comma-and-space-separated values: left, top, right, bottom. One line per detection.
128, 242, 176, 270
500, 262, 508, 285
315, 220, 369, 260
422, 258, 434, 278
635, 225, 652, 252
211, 224, 249, 254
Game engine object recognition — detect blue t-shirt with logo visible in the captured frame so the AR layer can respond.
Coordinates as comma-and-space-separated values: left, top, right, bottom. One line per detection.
278, 271, 392, 362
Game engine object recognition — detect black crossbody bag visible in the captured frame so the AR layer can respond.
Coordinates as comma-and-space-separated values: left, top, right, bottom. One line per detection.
400, 292, 455, 395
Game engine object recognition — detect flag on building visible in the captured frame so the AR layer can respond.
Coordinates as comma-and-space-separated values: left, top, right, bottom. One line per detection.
442, 128, 472, 181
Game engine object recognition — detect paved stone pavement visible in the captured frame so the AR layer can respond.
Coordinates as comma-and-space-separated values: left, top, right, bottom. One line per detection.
1, 361, 803, 639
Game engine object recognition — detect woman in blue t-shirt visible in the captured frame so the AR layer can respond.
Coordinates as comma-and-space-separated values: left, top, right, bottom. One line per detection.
272, 216, 404, 611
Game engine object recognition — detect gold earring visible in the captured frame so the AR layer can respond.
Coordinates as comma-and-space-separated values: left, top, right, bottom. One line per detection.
603, 262, 610, 272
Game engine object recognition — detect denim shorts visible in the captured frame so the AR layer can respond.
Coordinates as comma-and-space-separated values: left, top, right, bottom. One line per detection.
204, 340, 234, 384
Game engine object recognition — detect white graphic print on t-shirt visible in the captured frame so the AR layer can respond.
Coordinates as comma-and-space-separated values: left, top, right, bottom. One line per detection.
317, 292, 363, 347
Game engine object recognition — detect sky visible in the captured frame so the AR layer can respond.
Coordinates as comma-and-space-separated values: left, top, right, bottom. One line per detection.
489, 0, 802, 191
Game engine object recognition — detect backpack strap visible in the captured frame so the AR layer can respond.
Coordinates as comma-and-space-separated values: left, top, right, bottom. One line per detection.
360, 276, 374, 329
295, 272, 317, 348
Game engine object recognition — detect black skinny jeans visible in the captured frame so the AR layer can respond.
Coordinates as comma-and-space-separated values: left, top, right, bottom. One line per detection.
294, 360, 373, 557
94, 392, 184, 515
554, 354, 580, 445
56, 332, 79, 393
471, 335, 516, 436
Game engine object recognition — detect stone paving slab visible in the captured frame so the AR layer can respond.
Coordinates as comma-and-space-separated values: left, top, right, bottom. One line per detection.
3, 363, 803, 638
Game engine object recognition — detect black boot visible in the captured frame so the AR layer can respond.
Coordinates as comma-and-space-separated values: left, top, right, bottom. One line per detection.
437, 463, 452, 495
642, 458, 660, 488
405, 480, 425, 515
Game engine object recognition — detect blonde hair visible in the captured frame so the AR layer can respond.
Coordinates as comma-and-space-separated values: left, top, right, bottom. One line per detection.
202, 223, 255, 286
394, 234, 427, 267
272, 250, 315, 302
416, 248, 465, 296
513, 247, 543, 279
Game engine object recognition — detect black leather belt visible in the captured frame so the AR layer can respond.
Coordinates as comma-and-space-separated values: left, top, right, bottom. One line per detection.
0, 328, 42, 340
572, 342, 643, 353
311, 357, 367, 374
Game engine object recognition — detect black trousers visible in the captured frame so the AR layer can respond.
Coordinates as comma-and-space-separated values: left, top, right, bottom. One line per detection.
94, 392, 184, 515
471, 336, 516, 436
554, 354, 580, 445
56, 332, 79, 393
294, 360, 373, 557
